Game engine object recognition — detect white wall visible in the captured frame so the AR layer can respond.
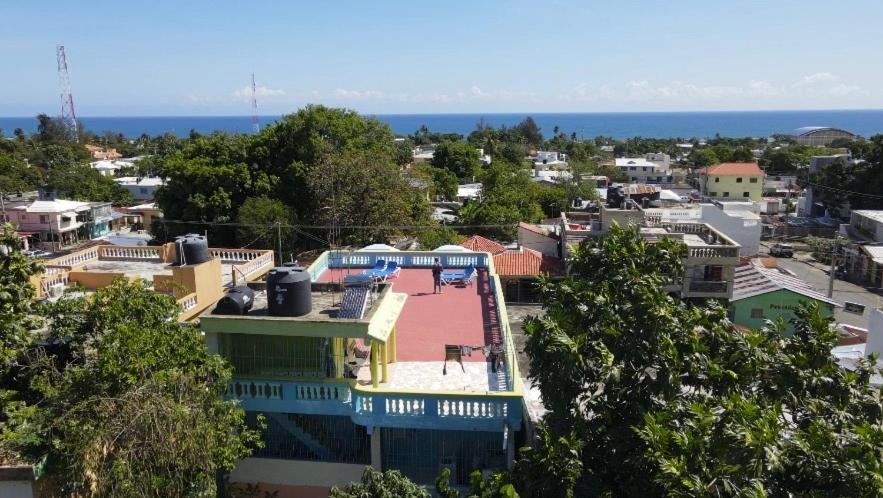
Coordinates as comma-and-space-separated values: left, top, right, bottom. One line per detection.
230, 458, 366, 488
518, 226, 558, 257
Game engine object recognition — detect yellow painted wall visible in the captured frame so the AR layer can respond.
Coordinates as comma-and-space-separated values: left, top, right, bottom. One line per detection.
68, 271, 131, 289
700, 174, 763, 201
170, 257, 223, 315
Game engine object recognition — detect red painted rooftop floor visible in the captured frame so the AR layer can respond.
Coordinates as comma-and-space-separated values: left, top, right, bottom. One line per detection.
318, 268, 502, 362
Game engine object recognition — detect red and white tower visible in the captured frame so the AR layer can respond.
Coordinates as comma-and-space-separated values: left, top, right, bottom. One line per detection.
56, 45, 78, 140
251, 73, 259, 133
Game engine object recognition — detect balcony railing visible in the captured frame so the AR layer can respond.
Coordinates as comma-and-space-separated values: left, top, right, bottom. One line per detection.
226, 379, 523, 431
324, 250, 490, 272
98, 245, 163, 261
687, 246, 739, 259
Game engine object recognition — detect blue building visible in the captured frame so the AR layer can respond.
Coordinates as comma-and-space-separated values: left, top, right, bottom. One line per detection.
200, 248, 526, 496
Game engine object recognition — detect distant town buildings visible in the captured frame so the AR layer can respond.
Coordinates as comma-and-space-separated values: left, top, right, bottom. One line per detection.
84, 144, 123, 160
697, 162, 765, 202
798, 153, 852, 218
4, 198, 113, 251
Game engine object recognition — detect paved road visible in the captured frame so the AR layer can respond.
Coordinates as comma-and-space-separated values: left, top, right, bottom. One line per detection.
760, 243, 882, 329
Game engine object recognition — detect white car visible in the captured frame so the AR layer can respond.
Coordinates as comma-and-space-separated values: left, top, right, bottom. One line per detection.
24, 249, 51, 258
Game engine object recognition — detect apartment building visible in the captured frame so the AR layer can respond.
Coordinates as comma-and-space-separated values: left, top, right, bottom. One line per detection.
200, 248, 525, 495
644, 202, 761, 256
5, 199, 113, 250
697, 162, 765, 202
561, 202, 740, 300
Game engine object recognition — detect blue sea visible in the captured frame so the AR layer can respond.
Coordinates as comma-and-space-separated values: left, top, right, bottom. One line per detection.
1, 109, 882, 140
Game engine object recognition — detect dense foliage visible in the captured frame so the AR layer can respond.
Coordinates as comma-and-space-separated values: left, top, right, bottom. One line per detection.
154, 105, 429, 250
518, 224, 883, 497
0, 279, 261, 496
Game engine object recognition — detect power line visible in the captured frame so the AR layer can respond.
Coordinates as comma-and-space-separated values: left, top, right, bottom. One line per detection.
158, 219, 521, 229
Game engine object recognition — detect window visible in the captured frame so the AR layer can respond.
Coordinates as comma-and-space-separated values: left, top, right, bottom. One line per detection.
642, 167, 647, 172
749, 177, 758, 183
736, 177, 743, 183
631, 177, 638, 182
722, 192, 730, 197
140, 187, 149, 195
750, 308, 764, 319
19, 214, 27, 221
39, 215, 49, 224
714, 177, 720, 183
710, 192, 718, 197
743, 192, 750, 197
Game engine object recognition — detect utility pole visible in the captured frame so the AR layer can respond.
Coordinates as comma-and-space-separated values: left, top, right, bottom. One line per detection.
276, 221, 282, 264
827, 236, 839, 298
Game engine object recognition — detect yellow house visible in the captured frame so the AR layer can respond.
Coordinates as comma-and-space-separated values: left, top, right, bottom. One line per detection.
698, 162, 765, 202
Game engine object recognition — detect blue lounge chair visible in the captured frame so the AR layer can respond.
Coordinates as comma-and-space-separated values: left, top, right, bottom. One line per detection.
370, 261, 401, 281
441, 264, 476, 286
360, 260, 387, 278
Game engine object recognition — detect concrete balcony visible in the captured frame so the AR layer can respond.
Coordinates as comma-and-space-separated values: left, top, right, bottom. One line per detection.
227, 379, 523, 432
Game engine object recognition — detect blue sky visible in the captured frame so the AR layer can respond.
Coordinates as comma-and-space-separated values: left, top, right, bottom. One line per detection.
2, 0, 883, 116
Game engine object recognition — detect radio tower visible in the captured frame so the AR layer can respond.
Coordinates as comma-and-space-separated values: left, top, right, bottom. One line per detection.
56, 45, 78, 140
251, 73, 259, 133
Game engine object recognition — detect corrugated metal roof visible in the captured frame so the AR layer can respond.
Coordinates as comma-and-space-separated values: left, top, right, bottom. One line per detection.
732, 262, 839, 306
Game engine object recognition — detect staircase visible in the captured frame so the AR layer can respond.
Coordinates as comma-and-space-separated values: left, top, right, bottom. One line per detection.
265, 412, 332, 460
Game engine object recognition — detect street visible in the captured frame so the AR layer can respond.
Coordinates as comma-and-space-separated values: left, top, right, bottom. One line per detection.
761, 244, 882, 330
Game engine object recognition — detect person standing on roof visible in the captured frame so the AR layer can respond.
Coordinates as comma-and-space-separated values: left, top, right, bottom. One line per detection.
432, 257, 443, 294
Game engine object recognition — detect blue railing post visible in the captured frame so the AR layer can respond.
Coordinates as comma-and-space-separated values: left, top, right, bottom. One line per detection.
425, 398, 438, 418
374, 394, 386, 416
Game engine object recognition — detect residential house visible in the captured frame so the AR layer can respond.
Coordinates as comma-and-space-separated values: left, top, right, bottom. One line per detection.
31, 237, 274, 322
560, 200, 741, 300
614, 157, 673, 184
120, 202, 164, 232
201, 247, 525, 495
6, 199, 90, 250
533, 151, 567, 169
85, 144, 123, 160
845, 210, 883, 243
115, 176, 165, 200
832, 308, 883, 387
730, 260, 839, 335
517, 222, 558, 257
644, 201, 761, 256
697, 162, 765, 202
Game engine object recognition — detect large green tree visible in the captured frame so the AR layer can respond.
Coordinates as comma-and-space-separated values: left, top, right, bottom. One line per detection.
432, 141, 482, 181
518, 224, 883, 497
0, 279, 262, 496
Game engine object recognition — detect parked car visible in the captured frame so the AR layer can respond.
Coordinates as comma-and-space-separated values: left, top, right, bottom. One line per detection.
23, 249, 51, 258
769, 243, 794, 258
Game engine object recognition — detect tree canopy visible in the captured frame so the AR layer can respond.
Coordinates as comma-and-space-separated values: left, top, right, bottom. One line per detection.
517, 224, 883, 497
0, 279, 261, 496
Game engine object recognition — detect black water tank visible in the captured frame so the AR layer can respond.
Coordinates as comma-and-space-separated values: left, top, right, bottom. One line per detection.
266, 267, 312, 317
175, 234, 210, 265
213, 285, 255, 315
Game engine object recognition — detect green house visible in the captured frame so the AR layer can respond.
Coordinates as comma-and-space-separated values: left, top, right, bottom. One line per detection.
729, 262, 839, 335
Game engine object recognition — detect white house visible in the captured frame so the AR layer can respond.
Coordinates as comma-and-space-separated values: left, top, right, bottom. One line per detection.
115, 177, 165, 200
6, 199, 90, 249
89, 156, 143, 177
645, 201, 761, 256
533, 151, 567, 169
615, 157, 673, 184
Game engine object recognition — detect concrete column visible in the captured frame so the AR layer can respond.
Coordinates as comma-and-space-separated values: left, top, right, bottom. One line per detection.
370, 427, 382, 470
389, 327, 397, 363
370, 341, 379, 388
380, 340, 388, 383
204, 332, 218, 354
505, 425, 515, 468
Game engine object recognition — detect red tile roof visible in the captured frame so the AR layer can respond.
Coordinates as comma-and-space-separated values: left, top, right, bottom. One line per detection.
493, 247, 563, 277
699, 162, 764, 176
461, 235, 506, 254
518, 222, 552, 237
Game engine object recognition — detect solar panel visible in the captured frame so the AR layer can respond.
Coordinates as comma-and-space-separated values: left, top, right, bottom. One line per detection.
338, 286, 370, 319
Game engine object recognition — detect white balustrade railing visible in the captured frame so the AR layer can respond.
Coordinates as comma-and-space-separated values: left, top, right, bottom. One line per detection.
438, 398, 508, 418
98, 245, 163, 261
178, 293, 198, 312
41, 273, 70, 295
385, 397, 425, 416
210, 248, 273, 263
47, 248, 99, 267
232, 251, 274, 280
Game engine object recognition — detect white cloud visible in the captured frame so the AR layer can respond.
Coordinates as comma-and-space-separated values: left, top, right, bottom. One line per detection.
793, 72, 839, 87
231, 85, 286, 99
332, 88, 384, 99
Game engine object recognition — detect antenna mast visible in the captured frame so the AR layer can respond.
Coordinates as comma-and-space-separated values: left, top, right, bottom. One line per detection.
56, 45, 78, 141
251, 73, 259, 133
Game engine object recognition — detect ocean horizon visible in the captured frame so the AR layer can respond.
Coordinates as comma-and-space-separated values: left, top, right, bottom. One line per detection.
2, 109, 882, 140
